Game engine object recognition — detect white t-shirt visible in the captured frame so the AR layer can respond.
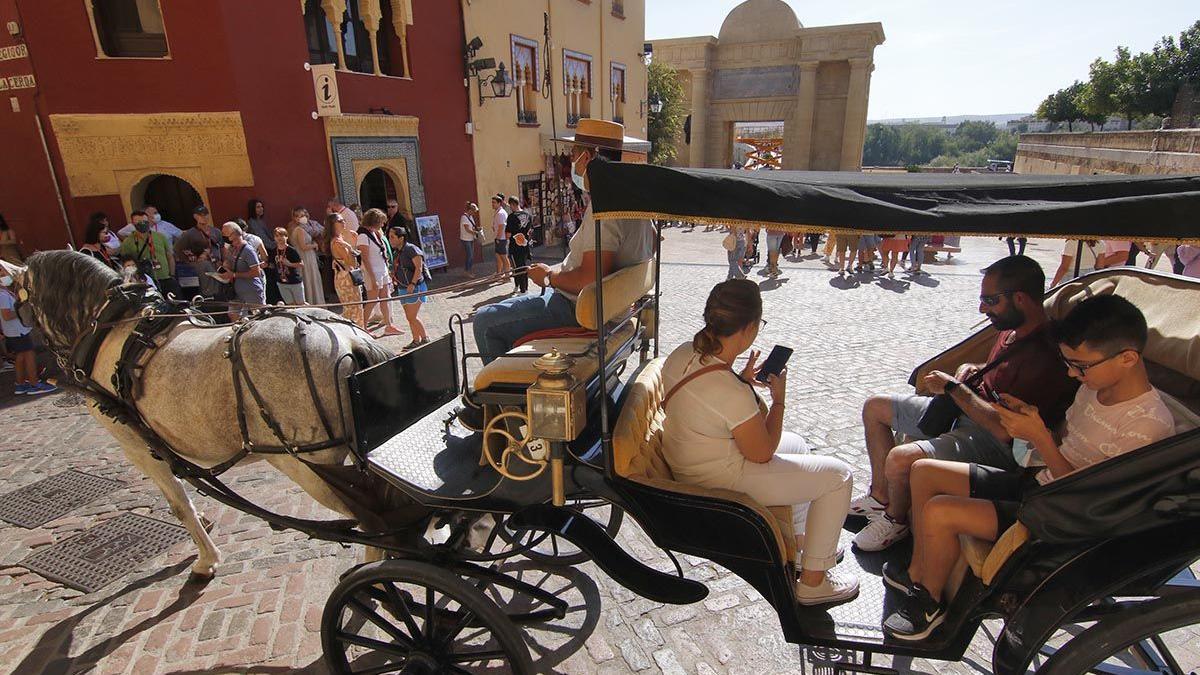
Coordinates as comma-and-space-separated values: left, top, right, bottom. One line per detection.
357, 230, 390, 279
1036, 385, 1174, 484
0, 289, 31, 338
459, 213, 477, 241
493, 208, 509, 240
555, 203, 655, 301
660, 344, 763, 490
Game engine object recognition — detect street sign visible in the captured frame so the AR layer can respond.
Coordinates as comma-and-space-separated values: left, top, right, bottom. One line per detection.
311, 63, 341, 117
0, 73, 35, 91
0, 44, 28, 61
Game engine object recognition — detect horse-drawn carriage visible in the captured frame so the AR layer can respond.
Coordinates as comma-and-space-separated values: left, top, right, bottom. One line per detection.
11, 165, 1200, 674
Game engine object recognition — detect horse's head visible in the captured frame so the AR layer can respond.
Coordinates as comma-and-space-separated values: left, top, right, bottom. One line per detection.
20, 251, 121, 354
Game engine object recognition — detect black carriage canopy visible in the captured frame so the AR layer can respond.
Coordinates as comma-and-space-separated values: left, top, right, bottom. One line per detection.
587, 162, 1200, 242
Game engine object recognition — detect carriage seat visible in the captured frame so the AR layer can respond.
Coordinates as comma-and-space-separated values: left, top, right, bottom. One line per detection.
613, 357, 798, 563
473, 260, 654, 392
956, 391, 1200, 588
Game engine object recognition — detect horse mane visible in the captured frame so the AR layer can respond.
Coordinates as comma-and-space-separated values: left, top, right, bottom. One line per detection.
26, 250, 121, 350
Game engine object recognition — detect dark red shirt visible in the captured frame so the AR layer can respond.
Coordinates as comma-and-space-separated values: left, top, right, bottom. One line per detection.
978, 324, 1079, 428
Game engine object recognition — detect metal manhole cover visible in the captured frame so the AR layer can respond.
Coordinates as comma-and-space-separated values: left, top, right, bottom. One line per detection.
0, 470, 126, 528
21, 513, 190, 593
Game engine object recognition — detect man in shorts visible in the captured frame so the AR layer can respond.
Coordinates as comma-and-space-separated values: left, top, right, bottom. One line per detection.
851, 256, 1078, 551
882, 294, 1174, 641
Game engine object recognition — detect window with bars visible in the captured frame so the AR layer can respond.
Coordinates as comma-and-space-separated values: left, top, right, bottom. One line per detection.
511, 36, 539, 125
91, 0, 168, 58
610, 62, 626, 125
563, 51, 592, 128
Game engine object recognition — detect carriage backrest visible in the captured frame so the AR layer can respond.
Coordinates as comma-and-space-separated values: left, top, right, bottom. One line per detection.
575, 259, 655, 331
347, 334, 459, 460
1046, 269, 1200, 417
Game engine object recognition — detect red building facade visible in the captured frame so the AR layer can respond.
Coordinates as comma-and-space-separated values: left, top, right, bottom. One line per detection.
0, 0, 475, 267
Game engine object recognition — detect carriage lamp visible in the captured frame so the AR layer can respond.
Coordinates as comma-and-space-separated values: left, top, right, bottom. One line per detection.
529, 349, 585, 507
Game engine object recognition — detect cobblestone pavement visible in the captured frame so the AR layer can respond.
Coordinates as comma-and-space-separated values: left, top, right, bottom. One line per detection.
2, 232, 1195, 674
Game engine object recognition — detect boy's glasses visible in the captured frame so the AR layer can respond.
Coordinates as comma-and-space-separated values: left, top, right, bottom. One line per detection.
1060, 349, 1138, 375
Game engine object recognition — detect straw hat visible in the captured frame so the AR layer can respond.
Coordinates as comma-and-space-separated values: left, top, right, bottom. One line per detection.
556, 118, 624, 151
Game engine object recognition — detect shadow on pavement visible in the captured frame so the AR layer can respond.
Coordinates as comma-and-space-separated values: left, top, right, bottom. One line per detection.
13, 559, 201, 675
875, 277, 910, 294
906, 273, 941, 288
759, 277, 790, 293
487, 560, 602, 674
828, 275, 861, 290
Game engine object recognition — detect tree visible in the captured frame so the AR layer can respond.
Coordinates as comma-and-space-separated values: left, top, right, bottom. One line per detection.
1073, 81, 1109, 130
953, 120, 999, 148
647, 62, 685, 165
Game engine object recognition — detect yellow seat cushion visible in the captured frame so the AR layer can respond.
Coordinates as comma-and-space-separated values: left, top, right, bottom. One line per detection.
613, 358, 797, 563
473, 322, 637, 390
575, 259, 655, 331
960, 522, 1031, 585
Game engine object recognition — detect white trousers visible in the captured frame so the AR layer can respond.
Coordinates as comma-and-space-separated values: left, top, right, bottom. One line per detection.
728, 431, 852, 571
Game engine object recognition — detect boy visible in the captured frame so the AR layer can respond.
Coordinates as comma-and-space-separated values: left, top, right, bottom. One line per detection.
883, 294, 1174, 641
0, 270, 57, 395
272, 227, 305, 305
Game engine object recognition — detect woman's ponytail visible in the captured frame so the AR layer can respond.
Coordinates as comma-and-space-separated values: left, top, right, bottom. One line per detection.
691, 279, 762, 358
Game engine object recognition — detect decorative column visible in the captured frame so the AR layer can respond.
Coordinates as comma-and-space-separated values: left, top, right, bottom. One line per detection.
388, 0, 413, 77
358, 0, 383, 75
689, 68, 709, 168
321, 0, 348, 70
840, 58, 872, 171
788, 60, 819, 170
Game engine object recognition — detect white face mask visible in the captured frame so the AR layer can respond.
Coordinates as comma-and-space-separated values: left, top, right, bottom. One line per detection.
571, 155, 587, 192
0, 276, 12, 287
298, 216, 309, 225
151, 213, 162, 223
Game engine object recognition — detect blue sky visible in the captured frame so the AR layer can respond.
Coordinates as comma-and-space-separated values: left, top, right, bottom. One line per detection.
647, 0, 1199, 120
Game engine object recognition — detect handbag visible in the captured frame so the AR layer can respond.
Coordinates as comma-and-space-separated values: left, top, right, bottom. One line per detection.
915, 336, 1032, 437
721, 231, 737, 251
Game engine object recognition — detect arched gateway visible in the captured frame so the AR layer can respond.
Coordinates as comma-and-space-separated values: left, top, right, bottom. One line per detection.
652, 0, 884, 171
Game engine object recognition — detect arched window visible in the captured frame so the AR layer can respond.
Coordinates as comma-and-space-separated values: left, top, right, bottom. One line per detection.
303, 0, 387, 75
91, 0, 167, 58
304, 0, 338, 66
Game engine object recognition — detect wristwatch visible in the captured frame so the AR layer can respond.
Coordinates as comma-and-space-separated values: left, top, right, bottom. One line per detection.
546, 270, 554, 289
945, 379, 962, 394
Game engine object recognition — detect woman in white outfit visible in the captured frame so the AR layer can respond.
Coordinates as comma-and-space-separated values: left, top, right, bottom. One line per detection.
288, 207, 326, 305
660, 279, 858, 606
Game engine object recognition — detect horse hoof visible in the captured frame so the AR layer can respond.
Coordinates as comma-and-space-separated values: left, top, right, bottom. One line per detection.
186, 570, 215, 585
199, 514, 215, 534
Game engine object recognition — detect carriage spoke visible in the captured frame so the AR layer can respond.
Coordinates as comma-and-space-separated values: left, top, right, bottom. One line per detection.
1148, 635, 1186, 675
438, 608, 478, 649
381, 583, 424, 641
448, 648, 510, 664
336, 630, 414, 660
424, 587, 435, 640
346, 597, 413, 648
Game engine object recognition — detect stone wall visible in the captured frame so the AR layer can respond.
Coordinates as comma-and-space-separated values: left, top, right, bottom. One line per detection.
1015, 130, 1200, 175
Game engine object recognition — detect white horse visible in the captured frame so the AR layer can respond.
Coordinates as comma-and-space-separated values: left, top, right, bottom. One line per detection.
4, 251, 393, 581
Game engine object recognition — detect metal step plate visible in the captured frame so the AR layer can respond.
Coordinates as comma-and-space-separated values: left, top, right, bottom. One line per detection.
0, 470, 125, 529
20, 513, 189, 593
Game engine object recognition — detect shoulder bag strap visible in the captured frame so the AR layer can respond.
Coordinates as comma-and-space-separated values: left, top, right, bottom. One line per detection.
964, 332, 1035, 386
663, 363, 729, 408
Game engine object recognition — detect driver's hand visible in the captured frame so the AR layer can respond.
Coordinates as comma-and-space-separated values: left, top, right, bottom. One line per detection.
528, 263, 552, 287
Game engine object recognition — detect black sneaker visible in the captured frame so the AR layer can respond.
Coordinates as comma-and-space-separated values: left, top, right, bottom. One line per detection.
883, 584, 946, 641
881, 561, 915, 596
455, 403, 485, 432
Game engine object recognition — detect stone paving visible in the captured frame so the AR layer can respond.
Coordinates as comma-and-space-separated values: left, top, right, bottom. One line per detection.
1, 231, 1195, 674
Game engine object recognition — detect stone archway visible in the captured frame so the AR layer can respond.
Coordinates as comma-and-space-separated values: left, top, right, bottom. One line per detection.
124, 169, 208, 226
352, 159, 411, 216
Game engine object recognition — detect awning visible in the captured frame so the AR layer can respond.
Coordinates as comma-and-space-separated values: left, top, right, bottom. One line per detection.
588, 162, 1200, 242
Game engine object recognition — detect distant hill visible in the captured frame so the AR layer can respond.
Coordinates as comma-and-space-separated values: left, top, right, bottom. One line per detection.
868, 113, 1031, 126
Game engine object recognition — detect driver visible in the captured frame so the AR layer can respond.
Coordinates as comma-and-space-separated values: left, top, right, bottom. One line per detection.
471, 118, 655, 364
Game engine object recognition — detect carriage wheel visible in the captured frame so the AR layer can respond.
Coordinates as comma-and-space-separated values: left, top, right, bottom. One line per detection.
1036, 591, 1200, 675
496, 499, 624, 566
322, 560, 534, 675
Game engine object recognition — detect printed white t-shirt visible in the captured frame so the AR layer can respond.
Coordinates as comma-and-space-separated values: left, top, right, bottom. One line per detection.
357, 230, 390, 280
660, 343, 763, 490
1036, 385, 1174, 484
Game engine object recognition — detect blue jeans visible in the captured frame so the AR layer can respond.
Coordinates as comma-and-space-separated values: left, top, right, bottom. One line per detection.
462, 239, 475, 272
727, 241, 747, 279
473, 290, 580, 364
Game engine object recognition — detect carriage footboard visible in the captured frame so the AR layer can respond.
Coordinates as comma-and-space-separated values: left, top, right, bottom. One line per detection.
507, 505, 708, 605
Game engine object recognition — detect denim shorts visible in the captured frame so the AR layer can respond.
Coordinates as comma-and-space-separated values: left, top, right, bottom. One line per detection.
766, 233, 785, 253
494, 238, 509, 255
891, 394, 1018, 471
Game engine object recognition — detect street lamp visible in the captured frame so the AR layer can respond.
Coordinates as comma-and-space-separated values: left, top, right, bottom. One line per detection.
649, 93, 664, 115
464, 37, 513, 106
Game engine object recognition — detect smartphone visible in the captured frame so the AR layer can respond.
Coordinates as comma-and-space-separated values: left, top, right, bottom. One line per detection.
987, 388, 1012, 409
755, 345, 794, 383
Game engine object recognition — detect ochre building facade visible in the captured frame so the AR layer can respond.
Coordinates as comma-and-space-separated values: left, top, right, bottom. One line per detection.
651, 0, 883, 171
0, 0, 475, 266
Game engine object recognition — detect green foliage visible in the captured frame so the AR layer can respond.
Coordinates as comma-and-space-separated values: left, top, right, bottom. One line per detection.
1040, 20, 1200, 130
647, 62, 685, 165
863, 121, 1018, 168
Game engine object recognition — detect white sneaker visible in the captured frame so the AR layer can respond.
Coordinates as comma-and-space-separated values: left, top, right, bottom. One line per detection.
848, 493, 888, 517
795, 569, 860, 606
853, 513, 910, 552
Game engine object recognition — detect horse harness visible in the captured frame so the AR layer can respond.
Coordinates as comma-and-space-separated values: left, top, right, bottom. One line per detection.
61, 283, 356, 477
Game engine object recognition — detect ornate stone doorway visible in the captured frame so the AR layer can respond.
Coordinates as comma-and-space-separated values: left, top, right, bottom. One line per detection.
358, 167, 400, 212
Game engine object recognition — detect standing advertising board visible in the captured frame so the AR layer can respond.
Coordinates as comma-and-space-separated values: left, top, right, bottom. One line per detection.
415, 215, 448, 269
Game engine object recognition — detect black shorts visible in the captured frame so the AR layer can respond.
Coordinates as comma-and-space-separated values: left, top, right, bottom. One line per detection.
5, 334, 33, 353
968, 463, 1040, 533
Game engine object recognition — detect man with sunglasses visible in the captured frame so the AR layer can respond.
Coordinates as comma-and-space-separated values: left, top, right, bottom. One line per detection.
851, 255, 1079, 552
883, 294, 1174, 641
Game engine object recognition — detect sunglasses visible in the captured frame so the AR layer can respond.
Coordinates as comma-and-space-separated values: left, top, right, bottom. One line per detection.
979, 290, 1018, 307
1060, 349, 1137, 375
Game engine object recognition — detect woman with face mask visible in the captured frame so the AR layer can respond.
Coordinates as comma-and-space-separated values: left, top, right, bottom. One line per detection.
80, 214, 120, 271
288, 207, 325, 305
